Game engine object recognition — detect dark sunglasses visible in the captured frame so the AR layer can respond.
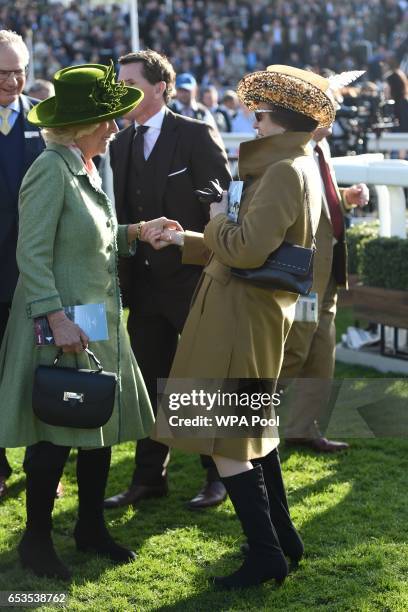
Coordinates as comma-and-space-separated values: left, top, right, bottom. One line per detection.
254, 109, 274, 122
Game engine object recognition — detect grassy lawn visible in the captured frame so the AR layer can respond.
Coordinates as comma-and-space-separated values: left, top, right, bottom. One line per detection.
0, 309, 407, 611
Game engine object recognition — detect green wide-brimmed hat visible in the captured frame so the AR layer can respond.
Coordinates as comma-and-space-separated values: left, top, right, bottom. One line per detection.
28, 61, 143, 127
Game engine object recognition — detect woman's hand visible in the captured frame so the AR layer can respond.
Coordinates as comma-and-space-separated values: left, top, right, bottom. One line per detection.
210, 190, 228, 219
142, 217, 184, 234
47, 311, 89, 353
128, 217, 184, 243
143, 226, 185, 250
137, 217, 184, 250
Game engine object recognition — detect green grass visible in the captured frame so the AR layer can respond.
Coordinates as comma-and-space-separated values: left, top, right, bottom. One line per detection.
0, 308, 407, 611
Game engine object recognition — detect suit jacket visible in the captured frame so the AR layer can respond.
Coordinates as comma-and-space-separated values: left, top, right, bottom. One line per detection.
0, 95, 44, 302
110, 108, 231, 305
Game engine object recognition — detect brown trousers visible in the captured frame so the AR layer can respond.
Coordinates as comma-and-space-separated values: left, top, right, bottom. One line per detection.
280, 276, 338, 438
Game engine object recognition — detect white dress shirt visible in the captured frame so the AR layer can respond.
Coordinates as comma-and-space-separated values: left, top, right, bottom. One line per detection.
134, 106, 166, 160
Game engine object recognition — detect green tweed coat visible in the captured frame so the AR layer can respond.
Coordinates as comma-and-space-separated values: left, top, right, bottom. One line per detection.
0, 144, 154, 448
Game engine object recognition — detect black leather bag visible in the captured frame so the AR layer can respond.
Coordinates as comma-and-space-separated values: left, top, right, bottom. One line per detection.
231, 171, 316, 295
32, 348, 117, 429
231, 241, 315, 294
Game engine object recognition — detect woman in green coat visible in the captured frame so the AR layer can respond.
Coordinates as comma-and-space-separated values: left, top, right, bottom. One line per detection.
0, 62, 179, 581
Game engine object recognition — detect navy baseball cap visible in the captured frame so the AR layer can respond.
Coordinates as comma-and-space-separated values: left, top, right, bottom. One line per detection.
176, 73, 197, 90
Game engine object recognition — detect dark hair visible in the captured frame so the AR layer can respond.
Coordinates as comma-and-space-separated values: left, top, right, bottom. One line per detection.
386, 69, 408, 102
265, 104, 319, 132
119, 49, 176, 103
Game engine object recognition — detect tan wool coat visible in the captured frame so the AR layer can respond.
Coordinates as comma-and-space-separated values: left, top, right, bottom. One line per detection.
155, 132, 323, 460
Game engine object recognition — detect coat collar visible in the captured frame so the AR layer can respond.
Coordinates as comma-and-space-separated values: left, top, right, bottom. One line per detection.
45, 143, 88, 176
239, 132, 312, 180
20, 94, 31, 116
45, 143, 108, 200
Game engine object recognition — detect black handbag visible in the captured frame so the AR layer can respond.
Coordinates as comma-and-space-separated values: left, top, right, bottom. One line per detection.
32, 348, 117, 429
231, 171, 316, 295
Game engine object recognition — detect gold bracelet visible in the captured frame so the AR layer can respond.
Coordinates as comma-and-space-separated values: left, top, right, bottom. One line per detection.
135, 221, 145, 240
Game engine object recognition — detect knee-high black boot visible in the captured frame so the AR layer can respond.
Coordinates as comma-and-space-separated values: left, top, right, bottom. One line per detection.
74, 447, 136, 563
214, 464, 288, 590
251, 449, 304, 565
18, 447, 71, 581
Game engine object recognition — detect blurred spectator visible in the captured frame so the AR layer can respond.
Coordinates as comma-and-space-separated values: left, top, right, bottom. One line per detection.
168, 72, 216, 127
26, 78, 54, 100
201, 85, 231, 131
385, 68, 408, 131
385, 68, 408, 158
231, 101, 256, 134
1, 1, 406, 92
221, 89, 239, 123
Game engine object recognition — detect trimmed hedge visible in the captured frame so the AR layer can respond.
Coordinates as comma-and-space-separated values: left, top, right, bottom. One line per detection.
346, 221, 408, 290
346, 221, 379, 275
359, 237, 408, 290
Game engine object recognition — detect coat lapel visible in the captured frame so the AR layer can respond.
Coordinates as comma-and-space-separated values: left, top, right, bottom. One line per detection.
153, 109, 178, 206
320, 138, 341, 225
20, 95, 44, 176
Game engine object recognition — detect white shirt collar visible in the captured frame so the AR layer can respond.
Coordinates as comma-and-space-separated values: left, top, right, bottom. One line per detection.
135, 106, 166, 131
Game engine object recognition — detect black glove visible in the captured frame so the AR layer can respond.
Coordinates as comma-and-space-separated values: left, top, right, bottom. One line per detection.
194, 179, 224, 204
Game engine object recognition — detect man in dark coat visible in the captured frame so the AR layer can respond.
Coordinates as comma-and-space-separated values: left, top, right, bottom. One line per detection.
0, 30, 44, 499
104, 50, 232, 510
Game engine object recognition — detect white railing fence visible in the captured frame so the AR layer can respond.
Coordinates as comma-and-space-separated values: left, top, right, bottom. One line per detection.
101, 132, 408, 240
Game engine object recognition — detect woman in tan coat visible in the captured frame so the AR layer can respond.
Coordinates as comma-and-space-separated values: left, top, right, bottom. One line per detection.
142, 66, 336, 590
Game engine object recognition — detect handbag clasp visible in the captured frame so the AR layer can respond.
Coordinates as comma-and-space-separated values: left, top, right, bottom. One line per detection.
63, 391, 84, 403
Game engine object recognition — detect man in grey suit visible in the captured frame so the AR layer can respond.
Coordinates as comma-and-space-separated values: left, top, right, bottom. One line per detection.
0, 30, 44, 498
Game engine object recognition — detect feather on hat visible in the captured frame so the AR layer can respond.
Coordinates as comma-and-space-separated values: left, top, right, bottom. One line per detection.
237, 65, 364, 128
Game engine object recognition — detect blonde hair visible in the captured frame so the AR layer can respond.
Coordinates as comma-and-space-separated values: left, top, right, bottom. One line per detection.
0, 30, 29, 66
41, 123, 102, 146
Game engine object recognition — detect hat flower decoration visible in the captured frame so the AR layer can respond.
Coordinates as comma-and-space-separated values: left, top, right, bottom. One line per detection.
89, 61, 127, 112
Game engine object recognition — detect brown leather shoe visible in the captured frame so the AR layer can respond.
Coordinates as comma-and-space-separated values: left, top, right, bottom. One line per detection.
55, 481, 64, 499
104, 482, 168, 509
0, 476, 7, 500
188, 480, 227, 510
285, 437, 349, 453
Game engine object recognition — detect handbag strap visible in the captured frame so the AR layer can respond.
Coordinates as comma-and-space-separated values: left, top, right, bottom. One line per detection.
53, 347, 103, 373
300, 170, 317, 251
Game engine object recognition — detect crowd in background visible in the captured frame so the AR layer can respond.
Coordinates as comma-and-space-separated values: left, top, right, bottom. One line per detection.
1, 0, 408, 89
1, 0, 408, 141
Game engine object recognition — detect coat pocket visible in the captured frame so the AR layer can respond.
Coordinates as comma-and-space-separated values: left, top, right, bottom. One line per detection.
168, 167, 187, 177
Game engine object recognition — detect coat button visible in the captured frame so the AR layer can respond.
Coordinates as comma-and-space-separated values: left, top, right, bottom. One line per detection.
107, 288, 114, 296
106, 220, 111, 227
136, 189, 141, 195
137, 206, 143, 212
107, 244, 113, 252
